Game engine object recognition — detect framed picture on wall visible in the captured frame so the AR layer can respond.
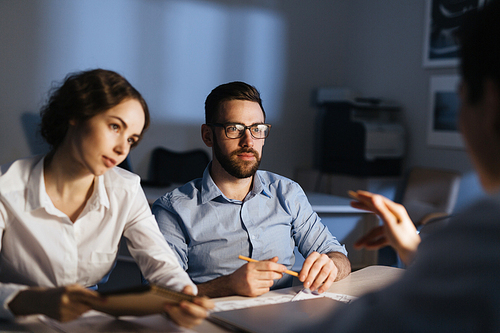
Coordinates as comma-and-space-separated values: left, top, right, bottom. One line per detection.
422, 0, 487, 68
426, 75, 464, 149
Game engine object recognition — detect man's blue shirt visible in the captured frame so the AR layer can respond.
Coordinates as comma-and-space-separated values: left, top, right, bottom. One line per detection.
152, 165, 347, 289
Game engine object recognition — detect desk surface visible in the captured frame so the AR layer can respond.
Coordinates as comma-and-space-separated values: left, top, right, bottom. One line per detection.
9, 265, 403, 333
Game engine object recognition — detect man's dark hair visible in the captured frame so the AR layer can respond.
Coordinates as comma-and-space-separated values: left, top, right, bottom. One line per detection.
204, 81, 266, 124
458, 0, 500, 104
40, 68, 150, 150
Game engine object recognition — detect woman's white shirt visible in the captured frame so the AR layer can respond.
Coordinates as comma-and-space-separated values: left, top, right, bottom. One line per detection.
0, 155, 195, 320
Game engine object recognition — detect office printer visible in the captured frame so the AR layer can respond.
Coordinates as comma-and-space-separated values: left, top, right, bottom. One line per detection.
314, 87, 405, 176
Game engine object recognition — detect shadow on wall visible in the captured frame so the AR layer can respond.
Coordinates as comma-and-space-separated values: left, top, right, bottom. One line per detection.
21, 112, 50, 156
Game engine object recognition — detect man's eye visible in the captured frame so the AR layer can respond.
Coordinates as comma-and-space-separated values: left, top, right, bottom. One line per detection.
227, 126, 239, 132
252, 127, 261, 133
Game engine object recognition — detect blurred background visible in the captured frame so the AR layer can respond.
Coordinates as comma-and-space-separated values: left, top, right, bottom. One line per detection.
0, 0, 483, 207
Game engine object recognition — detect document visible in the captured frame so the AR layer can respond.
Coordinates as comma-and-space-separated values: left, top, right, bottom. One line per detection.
213, 289, 357, 312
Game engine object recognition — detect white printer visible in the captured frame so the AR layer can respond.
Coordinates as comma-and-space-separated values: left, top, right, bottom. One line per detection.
314, 87, 405, 176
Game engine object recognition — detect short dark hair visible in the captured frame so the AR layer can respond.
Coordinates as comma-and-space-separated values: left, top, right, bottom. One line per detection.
458, 0, 500, 104
204, 81, 265, 124
40, 69, 150, 150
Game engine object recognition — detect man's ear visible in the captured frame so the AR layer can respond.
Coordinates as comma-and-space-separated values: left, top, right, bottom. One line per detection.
201, 124, 213, 147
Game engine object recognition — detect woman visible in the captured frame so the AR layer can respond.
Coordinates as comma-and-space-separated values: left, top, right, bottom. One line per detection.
0, 69, 212, 327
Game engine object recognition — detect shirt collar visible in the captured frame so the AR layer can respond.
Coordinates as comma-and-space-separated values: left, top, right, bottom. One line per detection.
25, 155, 110, 212
200, 162, 273, 204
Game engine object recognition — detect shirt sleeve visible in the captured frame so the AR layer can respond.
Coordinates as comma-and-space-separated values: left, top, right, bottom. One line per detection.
0, 202, 29, 320
151, 193, 189, 271
289, 183, 348, 258
122, 185, 196, 294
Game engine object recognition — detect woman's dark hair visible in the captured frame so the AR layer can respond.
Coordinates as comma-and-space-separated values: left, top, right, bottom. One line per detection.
40, 68, 150, 150
204, 81, 265, 124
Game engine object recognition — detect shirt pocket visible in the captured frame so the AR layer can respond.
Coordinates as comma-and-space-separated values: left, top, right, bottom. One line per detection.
82, 250, 118, 286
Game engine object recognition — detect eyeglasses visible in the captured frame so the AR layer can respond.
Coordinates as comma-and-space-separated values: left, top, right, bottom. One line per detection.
208, 123, 271, 139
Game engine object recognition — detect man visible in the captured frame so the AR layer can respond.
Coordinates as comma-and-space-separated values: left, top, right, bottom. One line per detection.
306, 1, 500, 331
153, 81, 350, 298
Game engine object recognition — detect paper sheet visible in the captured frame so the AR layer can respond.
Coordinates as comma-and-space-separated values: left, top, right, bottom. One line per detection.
213, 289, 357, 312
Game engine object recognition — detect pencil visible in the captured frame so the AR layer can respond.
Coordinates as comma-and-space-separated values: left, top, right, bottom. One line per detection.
238, 255, 299, 277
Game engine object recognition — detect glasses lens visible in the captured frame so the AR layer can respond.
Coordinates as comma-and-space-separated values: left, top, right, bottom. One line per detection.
223, 124, 270, 139
250, 124, 269, 138
225, 124, 244, 138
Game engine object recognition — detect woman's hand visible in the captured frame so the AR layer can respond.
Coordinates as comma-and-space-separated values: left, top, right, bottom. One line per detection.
164, 285, 214, 328
9, 284, 105, 322
350, 190, 421, 265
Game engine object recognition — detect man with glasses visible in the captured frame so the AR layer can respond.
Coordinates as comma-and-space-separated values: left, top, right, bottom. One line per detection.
153, 81, 350, 297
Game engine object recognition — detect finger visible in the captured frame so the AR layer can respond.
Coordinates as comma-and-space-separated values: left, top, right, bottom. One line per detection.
299, 252, 320, 282
164, 304, 205, 329
354, 226, 385, 248
263, 256, 279, 263
182, 285, 195, 296
303, 254, 332, 290
192, 296, 215, 310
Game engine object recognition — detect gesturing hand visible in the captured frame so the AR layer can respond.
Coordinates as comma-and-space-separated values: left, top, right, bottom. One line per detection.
350, 190, 421, 265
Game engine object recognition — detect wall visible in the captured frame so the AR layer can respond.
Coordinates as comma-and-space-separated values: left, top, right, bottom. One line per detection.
0, 0, 483, 204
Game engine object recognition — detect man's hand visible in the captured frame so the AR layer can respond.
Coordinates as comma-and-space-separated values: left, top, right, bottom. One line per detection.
197, 256, 288, 298
228, 256, 287, 297
299, 251, 350, 294
350, 190, 421, 265
164, 285, 214, 328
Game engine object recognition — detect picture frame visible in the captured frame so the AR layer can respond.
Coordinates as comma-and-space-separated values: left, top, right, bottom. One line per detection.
426, 74, 464, 149
422, 0, 487, 68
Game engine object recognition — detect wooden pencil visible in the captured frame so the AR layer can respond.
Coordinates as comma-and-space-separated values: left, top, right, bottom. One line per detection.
238, 255, 299, 277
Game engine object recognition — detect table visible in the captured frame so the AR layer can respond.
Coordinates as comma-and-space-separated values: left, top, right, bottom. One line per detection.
4, 265, 403, 333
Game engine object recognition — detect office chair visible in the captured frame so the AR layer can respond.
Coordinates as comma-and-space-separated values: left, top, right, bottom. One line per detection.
401, 166, 461, 229
143, 147, 210, 187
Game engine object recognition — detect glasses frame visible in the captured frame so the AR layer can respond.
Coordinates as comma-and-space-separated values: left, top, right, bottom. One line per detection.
208, 122, 271, 139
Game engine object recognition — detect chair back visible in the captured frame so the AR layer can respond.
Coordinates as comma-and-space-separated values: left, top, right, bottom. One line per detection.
401, 167, 461, 227
146, 147, 210, 186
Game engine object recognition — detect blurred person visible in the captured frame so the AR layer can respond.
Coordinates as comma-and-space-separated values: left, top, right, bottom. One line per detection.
306, 1, 500, 331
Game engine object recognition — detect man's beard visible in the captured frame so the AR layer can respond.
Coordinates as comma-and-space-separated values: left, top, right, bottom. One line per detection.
213, 138, 261, 179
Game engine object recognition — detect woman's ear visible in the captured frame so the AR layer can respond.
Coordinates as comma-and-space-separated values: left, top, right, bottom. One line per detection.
201, 124, 213, 147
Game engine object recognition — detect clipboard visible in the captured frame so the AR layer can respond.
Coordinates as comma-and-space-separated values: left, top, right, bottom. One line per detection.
208, 297, 343, 333
91, 284, 195, 317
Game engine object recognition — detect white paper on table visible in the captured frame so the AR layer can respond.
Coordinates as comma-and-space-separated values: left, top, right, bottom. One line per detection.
213, 289, 357, 312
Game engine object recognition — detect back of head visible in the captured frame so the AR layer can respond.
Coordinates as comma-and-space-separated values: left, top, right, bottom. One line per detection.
40, 68, 150, 150
204, 81, 265, 124
458, 0, 500, 104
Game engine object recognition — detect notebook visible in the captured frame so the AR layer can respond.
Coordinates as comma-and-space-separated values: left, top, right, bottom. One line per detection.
208, 297, 343, 333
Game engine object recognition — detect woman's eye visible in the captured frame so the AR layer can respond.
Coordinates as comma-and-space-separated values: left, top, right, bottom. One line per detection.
111, 124, 120, 132
127, 138, 136, 145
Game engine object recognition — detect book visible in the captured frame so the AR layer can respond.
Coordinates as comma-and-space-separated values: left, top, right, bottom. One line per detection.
91, 284, 195, 317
